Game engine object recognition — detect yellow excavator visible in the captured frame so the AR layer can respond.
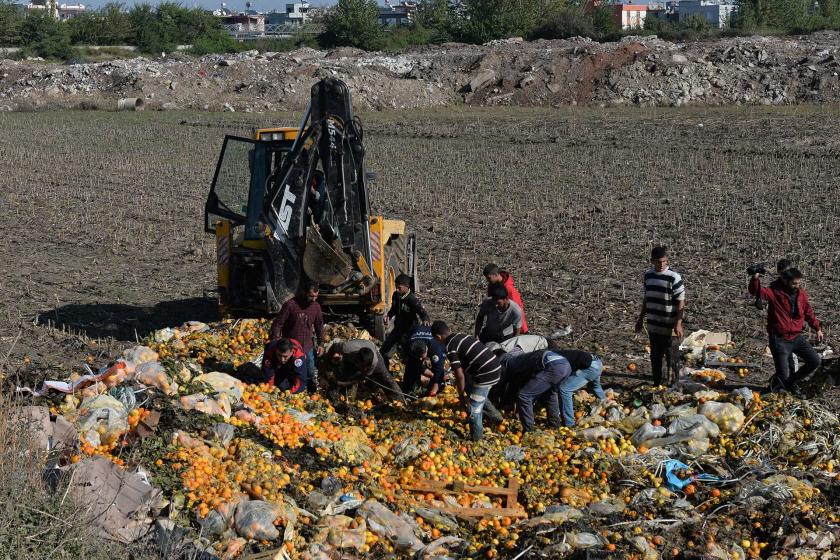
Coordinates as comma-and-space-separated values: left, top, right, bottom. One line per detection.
204, 79, 416, 339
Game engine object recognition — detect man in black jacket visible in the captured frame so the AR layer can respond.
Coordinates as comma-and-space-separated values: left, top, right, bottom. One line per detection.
380, 274, 430, 359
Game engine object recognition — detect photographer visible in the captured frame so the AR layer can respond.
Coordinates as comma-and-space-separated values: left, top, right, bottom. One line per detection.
749, 266, 823, 394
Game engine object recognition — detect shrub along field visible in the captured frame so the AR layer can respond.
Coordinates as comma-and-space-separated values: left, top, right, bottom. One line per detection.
1, 106, 840, 559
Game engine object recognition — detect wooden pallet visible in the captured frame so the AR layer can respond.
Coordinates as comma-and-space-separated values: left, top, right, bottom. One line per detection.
399, 477, 527, 519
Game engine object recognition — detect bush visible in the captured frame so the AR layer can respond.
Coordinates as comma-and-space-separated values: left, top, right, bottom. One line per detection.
0, 1, 24, 46
248, 33, 320, 53
382, 24, 436, 51
191, 27, 241, 55
529, 8, 594, 40
20, 10, 73, 59
321, 0, 384, 50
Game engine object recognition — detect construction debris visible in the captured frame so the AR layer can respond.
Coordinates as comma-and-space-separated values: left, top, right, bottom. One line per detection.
3, 33, 840, 111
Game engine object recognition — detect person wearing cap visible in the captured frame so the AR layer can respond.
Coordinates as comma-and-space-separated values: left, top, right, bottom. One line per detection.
475, 283, 524, 344
402, 324, 447, 396
556, 349, 607, 427
380, 274, 430, 360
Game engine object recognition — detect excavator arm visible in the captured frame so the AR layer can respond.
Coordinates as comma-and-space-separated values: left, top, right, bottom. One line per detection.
260, 79, 373, 308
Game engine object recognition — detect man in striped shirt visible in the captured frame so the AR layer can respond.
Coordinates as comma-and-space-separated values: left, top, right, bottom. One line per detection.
635, 246, 686, 386
431, 320, 503, 440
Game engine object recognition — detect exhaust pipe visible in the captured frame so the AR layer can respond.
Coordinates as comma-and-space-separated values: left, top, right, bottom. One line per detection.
117, 97, 144, 111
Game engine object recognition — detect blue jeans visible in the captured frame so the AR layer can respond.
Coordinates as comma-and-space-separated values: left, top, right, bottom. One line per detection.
517, 360, 569, 431
305, 349, 317, 393
468, 384, 492, 441
559, 357, 606, 427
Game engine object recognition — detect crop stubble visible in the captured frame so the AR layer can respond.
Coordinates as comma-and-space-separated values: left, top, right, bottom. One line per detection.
0, 106, 839, 390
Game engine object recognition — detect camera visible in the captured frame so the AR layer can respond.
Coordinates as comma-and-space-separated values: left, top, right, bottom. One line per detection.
747, 264, 766, 276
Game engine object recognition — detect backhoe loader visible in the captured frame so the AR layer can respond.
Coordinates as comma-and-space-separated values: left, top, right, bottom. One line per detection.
204, 79, 416, 339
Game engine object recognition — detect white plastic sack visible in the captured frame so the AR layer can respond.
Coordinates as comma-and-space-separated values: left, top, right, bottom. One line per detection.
193, 372, 244, 403
632, 422, 667, 446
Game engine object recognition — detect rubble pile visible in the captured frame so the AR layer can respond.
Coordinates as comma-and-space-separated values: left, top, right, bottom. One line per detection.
18, 318, 840, 559
2, 32, 840, 111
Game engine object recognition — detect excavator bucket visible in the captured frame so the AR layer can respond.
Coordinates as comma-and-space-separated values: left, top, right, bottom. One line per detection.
303, 226, 352, 287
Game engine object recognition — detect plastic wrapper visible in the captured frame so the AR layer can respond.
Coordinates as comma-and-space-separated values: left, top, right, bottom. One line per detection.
135, 361, 177, 395
312, 514, 366, 552
234, 499, 281, 541
667, 414, 720, 439
414, 507, 459, 532
699, 401, 745, 434
78, 394, 129, 445
123, 345, 159, 366
358, 499, 423, 552
180, 393, 232, 419
392, 436, 431, 465
193, 372, 245, 404
632, 422, 667, 446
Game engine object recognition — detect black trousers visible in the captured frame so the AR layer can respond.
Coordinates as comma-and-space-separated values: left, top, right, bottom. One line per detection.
768, 333, 821, 385
649, 332, 679, 386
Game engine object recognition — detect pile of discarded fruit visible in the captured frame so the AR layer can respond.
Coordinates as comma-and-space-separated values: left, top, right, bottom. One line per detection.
19, 319, 840, 559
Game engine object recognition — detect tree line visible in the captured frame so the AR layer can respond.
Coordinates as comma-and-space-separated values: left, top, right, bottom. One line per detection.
2, 0, 840, 60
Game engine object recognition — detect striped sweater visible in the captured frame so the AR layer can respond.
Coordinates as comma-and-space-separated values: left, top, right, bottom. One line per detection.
445, 333, 502, 387
643, 267, 686, 336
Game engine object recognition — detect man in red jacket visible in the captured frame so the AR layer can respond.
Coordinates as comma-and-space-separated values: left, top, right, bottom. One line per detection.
749, 267, 823, 394
483, 264, 528, 334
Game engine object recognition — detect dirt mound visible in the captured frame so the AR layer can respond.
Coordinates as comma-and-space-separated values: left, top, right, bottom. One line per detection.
2, 32, 840, 111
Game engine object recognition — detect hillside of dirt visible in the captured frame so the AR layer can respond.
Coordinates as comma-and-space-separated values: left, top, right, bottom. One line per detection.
2, 32, 840, 112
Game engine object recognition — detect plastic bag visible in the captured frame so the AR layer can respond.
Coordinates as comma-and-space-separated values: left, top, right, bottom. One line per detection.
565, 532, 602, 549
123, 346, 159, 366
414, 507, 459, 532
234, 500, 281, 541
78, 394, 129, 445
392, 436, 431, 465
667, 414, 720, 439
579, 426, 622, 441
358, 499, 423, 552
136, 362, 177, 395
312, 515, 366, 552
699, 401, 745, 434
332, 427, 376, 465
193, 372, 245, 404
180, 393, 232, 419
632, 423, 667, 446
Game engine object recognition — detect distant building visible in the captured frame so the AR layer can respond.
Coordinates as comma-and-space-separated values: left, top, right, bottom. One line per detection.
584, 0, 647, 29
218, 12, 266, 33
612, 3, 648, 29
677, 0, 736, 27
378, 1, 416, 26
57, 3, 85, 20
25, 0, 86, 19
264, 3, 310, 26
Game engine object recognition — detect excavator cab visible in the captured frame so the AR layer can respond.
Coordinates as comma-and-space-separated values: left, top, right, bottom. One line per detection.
204, 79, 416, 338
